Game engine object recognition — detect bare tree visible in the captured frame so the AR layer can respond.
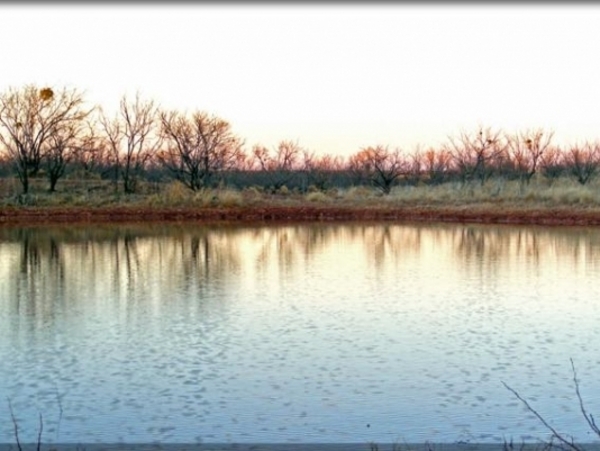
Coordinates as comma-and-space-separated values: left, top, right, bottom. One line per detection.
421, 147, 452, 185
446, 127, 507, 186
406, 147, 434, 185
347, 145, 407, 194
44, 121, 81, 192
74, 120, 113, 179
252, 140, 302, 192
404, 147, 423, 185
539, 145, 565, 183
158, 110, 243, 191
506, 129, 554, 187
301, 151, 345, 191
0, 150, 11, 177
100, 94, 161, 194
0, 85, 90, 194
563, 142, 600, 185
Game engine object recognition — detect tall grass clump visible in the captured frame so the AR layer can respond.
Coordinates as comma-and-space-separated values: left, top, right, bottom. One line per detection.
341, 186, 382, 203
305, 190, 330, 203
188, 188, 243, 207
215, 189, 244, 207
144, 181, 190, 207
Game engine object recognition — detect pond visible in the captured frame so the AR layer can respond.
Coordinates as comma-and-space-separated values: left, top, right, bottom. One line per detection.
1, 222, 600, 446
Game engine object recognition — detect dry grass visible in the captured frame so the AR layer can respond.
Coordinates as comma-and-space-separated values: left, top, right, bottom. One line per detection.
380, 178, 600, 208
3, 177, 600, 217
305, 191, 331, 203
142, 183, 246, 208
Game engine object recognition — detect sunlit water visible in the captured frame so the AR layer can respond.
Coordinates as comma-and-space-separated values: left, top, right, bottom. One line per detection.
1, 222, 600, 445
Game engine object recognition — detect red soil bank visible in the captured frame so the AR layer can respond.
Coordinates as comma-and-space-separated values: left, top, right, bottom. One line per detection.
1, 205, 600, 226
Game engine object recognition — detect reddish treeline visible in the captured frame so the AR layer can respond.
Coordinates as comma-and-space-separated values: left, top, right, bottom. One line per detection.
0, 85, 598, 195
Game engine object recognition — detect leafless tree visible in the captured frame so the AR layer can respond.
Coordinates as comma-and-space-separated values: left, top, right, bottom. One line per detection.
404, 147, 424, 185
0, 85, 90, 194
347, 145, 407, 194
44, 121, 82, 192
252, 140, 302, 192
407, 146, 440, 185
539, 145, 565, 183
301, 151, 345, 191
506, 129, 554, 187
0, 150, 11, 176
158, 110, 244, 190
73, 120, 112, 179
563, 142, 600, 185
446, 127, 507, 186
100, 94, 161, 193
421, 147, 452, 185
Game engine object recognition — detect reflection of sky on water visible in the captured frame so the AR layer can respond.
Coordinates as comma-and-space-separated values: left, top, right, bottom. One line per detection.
0, 223, 600, 444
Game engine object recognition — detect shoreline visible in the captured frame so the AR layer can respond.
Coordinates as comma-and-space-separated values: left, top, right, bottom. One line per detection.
2, 204, 600, 226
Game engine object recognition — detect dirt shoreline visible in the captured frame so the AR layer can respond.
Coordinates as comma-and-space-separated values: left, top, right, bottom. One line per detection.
2, 204, 600, 226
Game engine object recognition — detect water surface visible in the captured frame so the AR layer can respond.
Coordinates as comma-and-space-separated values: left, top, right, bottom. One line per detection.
1, 222, 600, 445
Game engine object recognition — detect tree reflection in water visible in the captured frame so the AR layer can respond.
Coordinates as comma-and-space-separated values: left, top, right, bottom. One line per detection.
2, 222, 599, 327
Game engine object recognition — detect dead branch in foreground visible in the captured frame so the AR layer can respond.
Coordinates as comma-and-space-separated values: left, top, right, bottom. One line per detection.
7, 397, 22, 451
503, 358, 598, 451
6, 397, 44, 451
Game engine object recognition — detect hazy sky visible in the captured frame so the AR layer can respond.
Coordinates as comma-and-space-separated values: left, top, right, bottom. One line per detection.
2, 4, 600, 156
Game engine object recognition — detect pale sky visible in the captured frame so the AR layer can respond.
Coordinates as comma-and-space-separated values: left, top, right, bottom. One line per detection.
2, 4, 600, 157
